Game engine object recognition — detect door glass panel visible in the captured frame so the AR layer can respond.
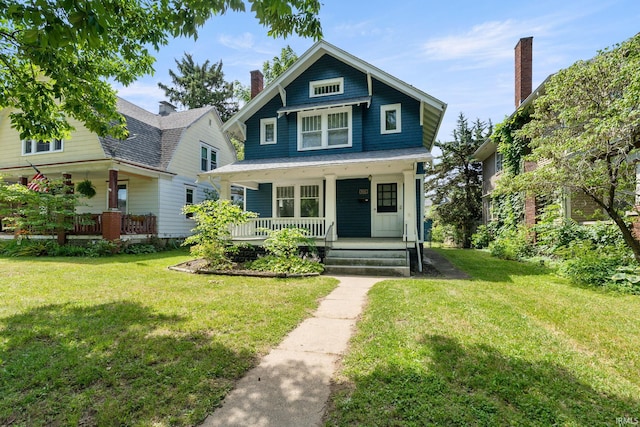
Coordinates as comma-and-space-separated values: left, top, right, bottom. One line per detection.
377, 183, 397, 213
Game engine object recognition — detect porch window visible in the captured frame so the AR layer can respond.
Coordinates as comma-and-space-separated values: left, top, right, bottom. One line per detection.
298, 106, 352, 151
273, 183, 322, 218
23, 138, 63, 155
377, 183, 397, 213
201, 144, 217, 171
300, 185, 320, 217
380, 104, 402, 134
260, 118, 277, 145
276, 186, 295, 217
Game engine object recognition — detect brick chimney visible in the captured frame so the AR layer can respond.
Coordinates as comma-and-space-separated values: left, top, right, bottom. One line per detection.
515, 37, 533, 108
159, 101, 176, 116
250, 70, 264, 99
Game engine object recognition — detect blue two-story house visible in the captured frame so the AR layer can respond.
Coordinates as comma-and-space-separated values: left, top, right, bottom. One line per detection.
202, 40, 446, 270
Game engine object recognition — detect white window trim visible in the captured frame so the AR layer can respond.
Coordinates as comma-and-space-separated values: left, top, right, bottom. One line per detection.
297, 106, 352, 151
309, 77, 344, 98
200, 143, 218, 172
380, 103, 402, 134
185, 186, 195, 219
260, 117, 277, 145
22, 138, 64, 155
272, 181, 324, 218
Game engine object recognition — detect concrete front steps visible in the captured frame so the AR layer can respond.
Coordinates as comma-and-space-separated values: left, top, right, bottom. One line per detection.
323, 248, 410, 277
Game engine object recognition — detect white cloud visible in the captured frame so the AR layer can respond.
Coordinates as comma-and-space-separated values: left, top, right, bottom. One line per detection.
422, 19, 550, 64
217, 32, 255, 50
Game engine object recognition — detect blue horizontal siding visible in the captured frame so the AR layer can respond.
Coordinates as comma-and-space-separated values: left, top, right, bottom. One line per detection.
243, 53, 426, 160
245, 183, 272, 217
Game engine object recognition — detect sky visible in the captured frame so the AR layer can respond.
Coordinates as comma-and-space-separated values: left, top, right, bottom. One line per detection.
115, 0, 640, 143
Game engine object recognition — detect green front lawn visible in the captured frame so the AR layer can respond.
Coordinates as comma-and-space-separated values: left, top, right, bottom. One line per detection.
0, 250, 337, 426
325, 249, 640, 426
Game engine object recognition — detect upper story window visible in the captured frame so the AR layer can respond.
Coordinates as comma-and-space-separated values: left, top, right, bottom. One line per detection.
496, 152, 504, 173
201, 144, 217, 171
23, 138, 63, 155
380, 104, 402, 134
260, 118, 277, 145
298, 106, 352, 151
309, 77, 344, 98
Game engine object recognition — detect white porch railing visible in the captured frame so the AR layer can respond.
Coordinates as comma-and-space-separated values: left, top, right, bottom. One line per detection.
231, 217, 327, 239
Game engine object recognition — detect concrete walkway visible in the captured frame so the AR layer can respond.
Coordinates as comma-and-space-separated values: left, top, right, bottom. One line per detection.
200, 275, 382, 427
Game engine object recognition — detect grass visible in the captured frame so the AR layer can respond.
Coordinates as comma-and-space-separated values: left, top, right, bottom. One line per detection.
0, 249, 338, 426
324, 248, 640, 426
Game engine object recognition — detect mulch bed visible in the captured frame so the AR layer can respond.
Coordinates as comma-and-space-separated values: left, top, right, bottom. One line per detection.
168, 258, 321, 278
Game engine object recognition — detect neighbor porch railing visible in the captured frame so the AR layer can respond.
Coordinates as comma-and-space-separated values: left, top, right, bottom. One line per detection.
72, 213, 157, 235
231, 217, 326, 239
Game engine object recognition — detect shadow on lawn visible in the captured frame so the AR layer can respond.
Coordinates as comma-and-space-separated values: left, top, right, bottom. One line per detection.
326, 335, 639, 426
0, 301, 255, 426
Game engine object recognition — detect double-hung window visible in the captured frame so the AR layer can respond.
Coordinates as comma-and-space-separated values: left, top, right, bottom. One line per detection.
274, 183, 322, 218
380, 104, 402, 134
260, 118, 277, 145
276, 186, 295, 217
23, 138, 63, 155
200, 144, 217, 171
298, 107, 352, 151
496, 152, 504, 173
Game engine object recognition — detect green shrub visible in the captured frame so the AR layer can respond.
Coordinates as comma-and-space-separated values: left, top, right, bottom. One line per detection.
85, 240, 121, 257
611, 265, 640, 294
262, 227, 316, 258
0, 238, 52, 257
123, 243, 157, 254
47, 243, 87, 257
471, 225, 493, 249
488, 227, 533, 261
247, 255, 324, 274
559, 241, 630, 287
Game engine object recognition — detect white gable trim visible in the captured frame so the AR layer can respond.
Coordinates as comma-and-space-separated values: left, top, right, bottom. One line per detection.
222, 40, 446, 142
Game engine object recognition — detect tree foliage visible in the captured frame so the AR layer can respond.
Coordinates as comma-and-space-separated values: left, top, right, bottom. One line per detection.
0, 178, 79, 237
158, 53, 238, 122
0, 0, 322, 141
234, 45, 298, 103
510, 33, 640, 261
425, 113, 489, 248
263, 44, 298, 85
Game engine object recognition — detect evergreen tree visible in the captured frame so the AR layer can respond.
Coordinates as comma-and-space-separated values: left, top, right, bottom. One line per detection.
158, 54, 238, 122
425, 113, 489, 248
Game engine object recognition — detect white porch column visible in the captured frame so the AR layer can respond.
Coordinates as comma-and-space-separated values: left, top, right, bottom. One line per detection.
403, 169, 417, 242
219, 178, 231, 200
325, 174, 337, 240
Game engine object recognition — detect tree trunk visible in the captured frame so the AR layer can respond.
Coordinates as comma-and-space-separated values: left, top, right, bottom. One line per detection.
608, 208, 640, 263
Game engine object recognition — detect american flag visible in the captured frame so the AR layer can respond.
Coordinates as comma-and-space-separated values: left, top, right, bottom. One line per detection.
27, 169, 49, 192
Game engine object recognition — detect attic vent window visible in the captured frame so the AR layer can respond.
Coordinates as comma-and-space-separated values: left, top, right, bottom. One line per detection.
310, 77, 344, 98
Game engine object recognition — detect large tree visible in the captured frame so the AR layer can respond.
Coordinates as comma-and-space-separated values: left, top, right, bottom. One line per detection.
512, 33, 640, 261
158, 54, 238, 122
425, 113, 488, 248
0, 0, 322, 141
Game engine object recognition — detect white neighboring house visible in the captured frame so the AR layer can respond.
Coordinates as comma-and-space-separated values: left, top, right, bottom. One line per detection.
0, 98, 236, 240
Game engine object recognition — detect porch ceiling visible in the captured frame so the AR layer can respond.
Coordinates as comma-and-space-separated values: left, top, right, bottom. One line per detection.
199, 147, 432, 185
